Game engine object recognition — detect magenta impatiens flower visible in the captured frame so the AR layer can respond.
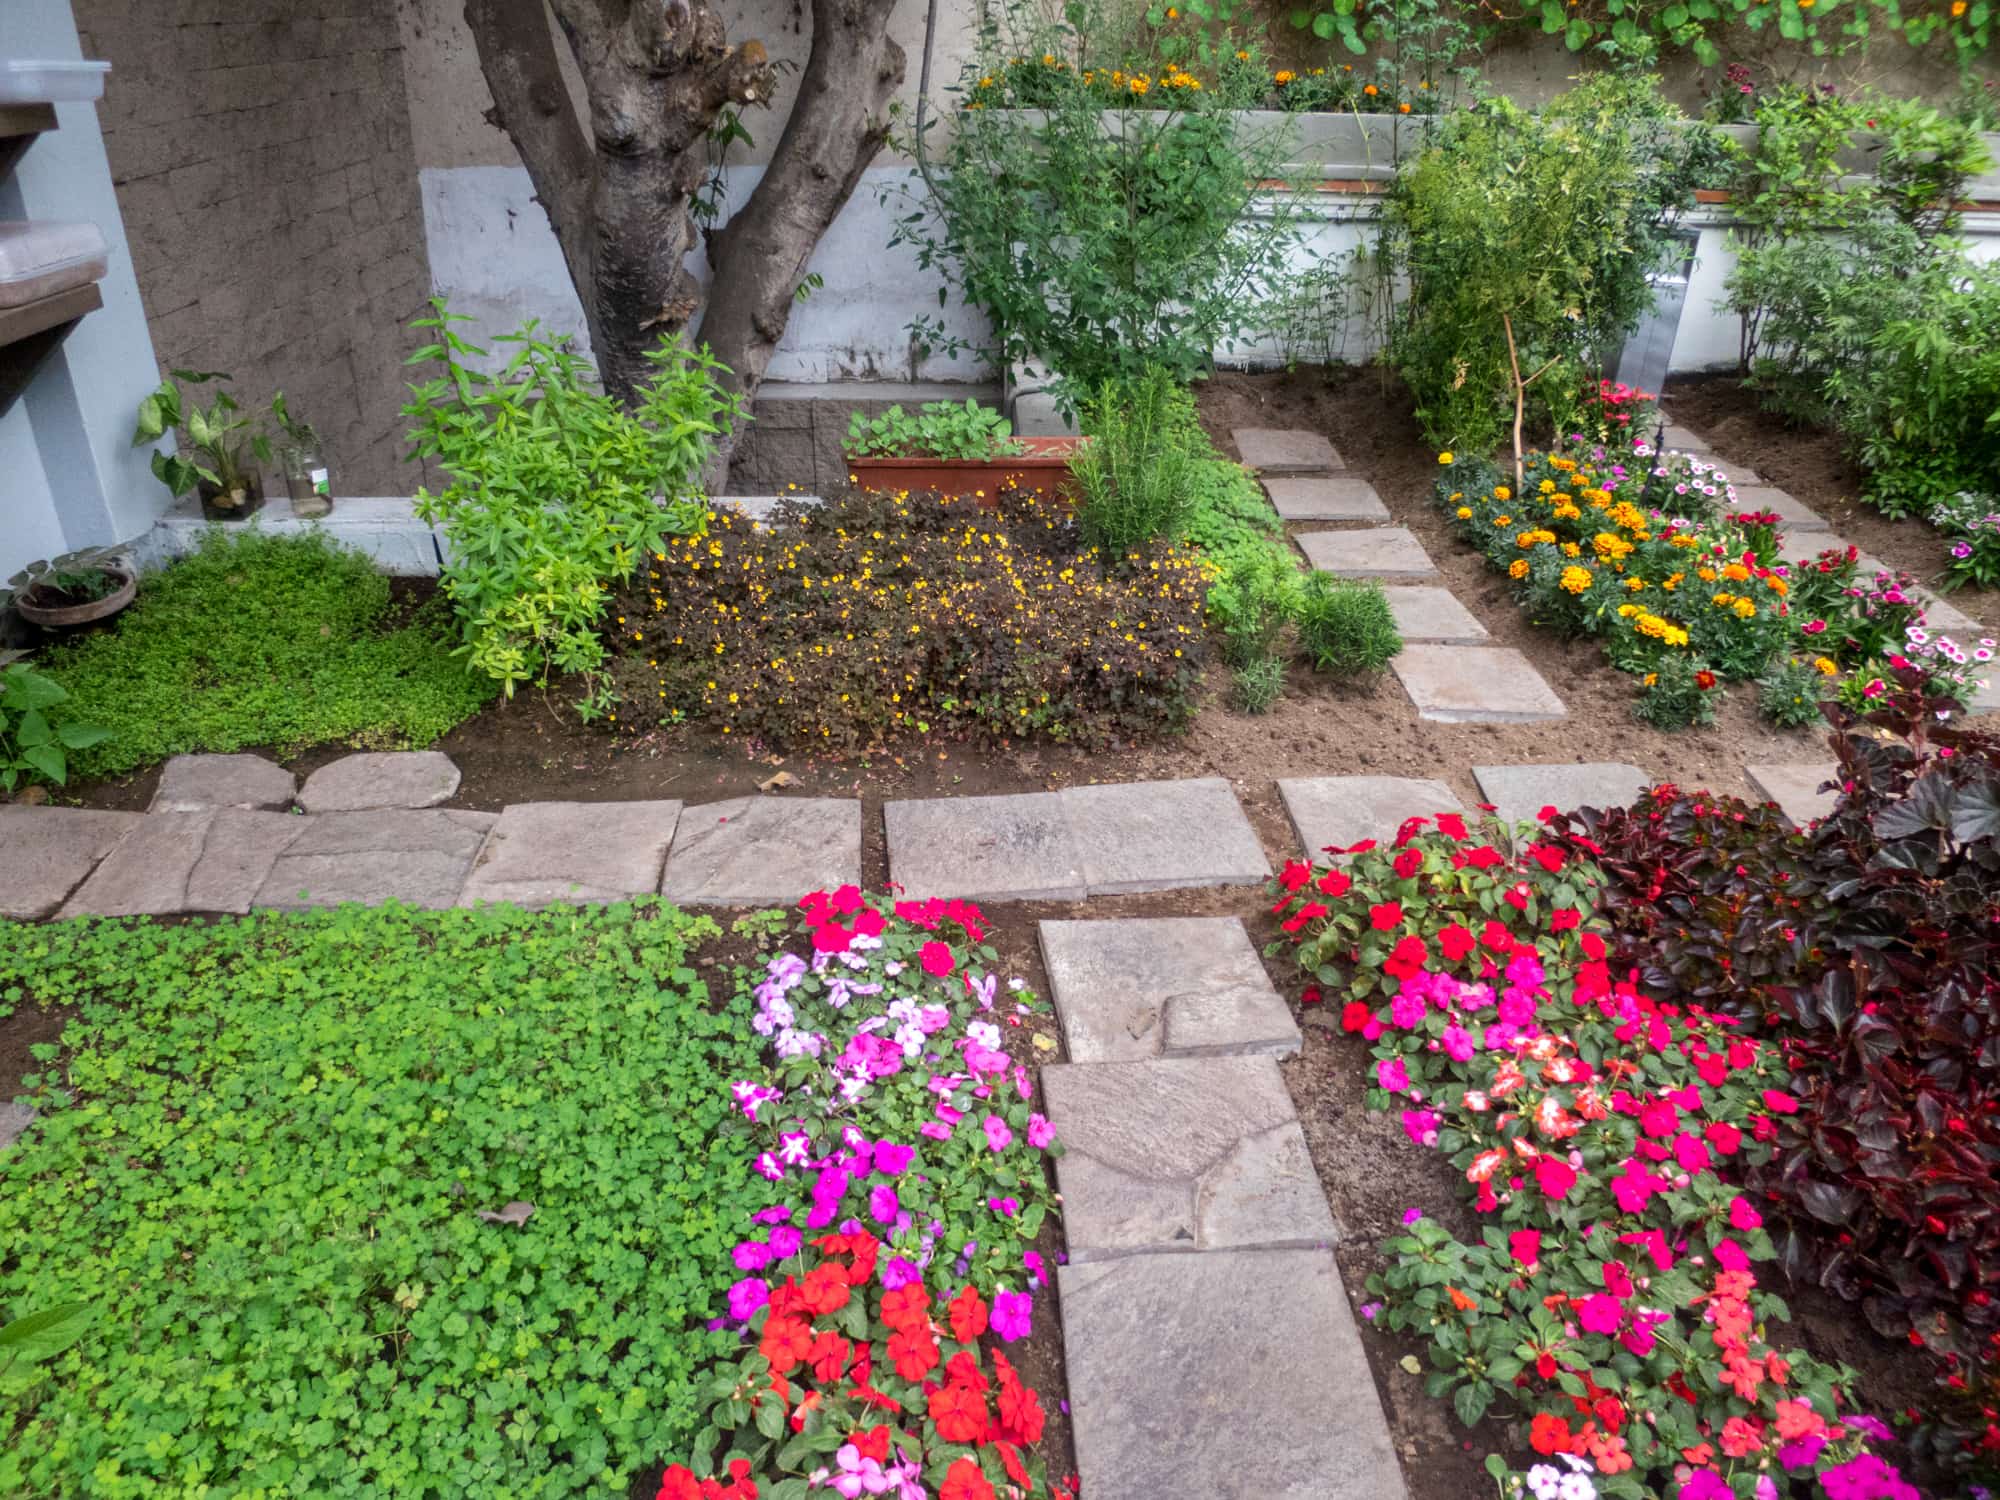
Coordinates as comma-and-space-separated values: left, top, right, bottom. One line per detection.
990, 1287, 1033, 1341
982, 1114, 1013, 1152
1377, 1056, 1411, 1093
1026, 1112, 1056, 1149
868, 1184, 900, 1224
1577, 1292, 1623, 1335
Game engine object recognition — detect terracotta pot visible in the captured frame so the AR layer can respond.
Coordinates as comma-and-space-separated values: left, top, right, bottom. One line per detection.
198, 473, 266, 522
16, 565, 136, 628
845, 436, 1084, 507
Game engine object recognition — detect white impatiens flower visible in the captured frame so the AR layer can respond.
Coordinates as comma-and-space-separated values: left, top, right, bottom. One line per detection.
1526, 1465, 1564, 1500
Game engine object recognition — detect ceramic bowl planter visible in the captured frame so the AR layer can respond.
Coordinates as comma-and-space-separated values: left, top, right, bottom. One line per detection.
15, 561, 136, 627
847, 435, 1085, 508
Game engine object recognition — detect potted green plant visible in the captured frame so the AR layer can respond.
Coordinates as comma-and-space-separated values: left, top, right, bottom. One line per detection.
271, 391, 333, 518
132, 369, 271, 520
843, 399, 1081, 506
6, 546, 136, 628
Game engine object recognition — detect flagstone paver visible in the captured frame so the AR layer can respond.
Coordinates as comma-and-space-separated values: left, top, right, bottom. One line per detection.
1380, 585, 1488, 645
1061, 1247, 1406, 1500
1730, 485, 1829, 532
662, 797, 861, 907
61, 809, 306, 917
0, 1103, 34, 1152
1745, 763, 1841, 827
1233, 427, 1344, 474
253, 809, 497, 910
297, 751, 461, 813
1916, 590, 1990, 639
1261, 475, 1388, 522
1296, 527, 1437, 580
1473, 762, 1653, 829
1392, 644, 1567, 723
1039, 917, 1300, 1063
460, 800, 683, 909
1277, 775, 1463, 858
149, 752, 297, 813
1660, 421, 1711, 453
885, 792, 1085, 902
1059, 778, 1269, 894
1043, 1054, 1336, 1258
0, 806, 145, 919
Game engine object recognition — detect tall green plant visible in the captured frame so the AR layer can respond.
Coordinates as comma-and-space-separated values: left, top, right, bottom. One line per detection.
402, 300, 741, 717
1071, 366, 1200, 558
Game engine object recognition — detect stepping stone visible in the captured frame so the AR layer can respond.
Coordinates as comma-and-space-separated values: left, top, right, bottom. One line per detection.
1380, 585, 1487, 645
1039, 917, 1300, 1063
1277, 775, 1463, 858
1061, 1248, 1404, 1500
1261, 475, 1387, 522
149, 753, 297, 813
1232, 427, 1343, 474
661, 797, 860, 907
60, 809, 306, 917
1042, 1054, 1335, 1258
0, 807, 144, 920
297, 751, 460, 813
1058, 778, 1270, 894
1473, 762, 1652, 829
253, 809, 497, 911
0, 1102, 34, 1152
1730, 485, 1828, 533
1392, 644, 1567, 724
1659, 421, 1711, 453
462, 799, 683, 909
1917, 591, 1989, 639
885, 792, 1084, 902
1744, 763, 1841, 827
1296, 527, 1435, 580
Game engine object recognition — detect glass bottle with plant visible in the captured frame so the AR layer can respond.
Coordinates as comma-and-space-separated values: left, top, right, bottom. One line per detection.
131, 370, 272, 521
271, 392, 333, 519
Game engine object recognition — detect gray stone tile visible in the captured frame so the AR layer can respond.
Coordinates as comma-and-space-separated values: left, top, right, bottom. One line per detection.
1744, 763, 1842, 827
1059, 778, 1269, 895
1917, 590, 1991, 639
1062, 1248, 1405, 1500
1660, 421, 1711, 453
885, 792, 1084, 902
1039, 917, 1300, 1063
1276, 776, 1463, 858
60, 810, 305, 917
1729, 485, 1828, 533
1043, 1055, 1334, 1258
253, 809, 497, 910
0, 1102, 34, 1152
0, 807, 145, 920
1473, 763, 1652, 829
297, 751, 461, 813
149, 753, 296, 813
1233, 427, 1343, 473
1296, 527, 1436, 580
461, 800, 683, 909
186, 811, 311, 913
661, 797, 860, 907
1379, 586, 1488, 645
1392, 645, 1567, 724
1261, 475, 1387, 522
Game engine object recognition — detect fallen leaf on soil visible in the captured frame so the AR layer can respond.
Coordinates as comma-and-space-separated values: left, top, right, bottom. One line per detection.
476, 1200, 535, 1226
1032, 1035, 1057, 1053
758, 771, 798, 793
1399, 1355, 1423, 1375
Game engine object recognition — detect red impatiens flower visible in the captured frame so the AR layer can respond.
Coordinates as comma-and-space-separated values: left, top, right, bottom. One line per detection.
849, 1425, 892, 1464
1393, 847, 1424, 879
1550, 908, 1581, 932
1435, 811, 1469, 840
1341, 1001, 1373, 1033
880, 1283, 929, 1333
930, 1382, 988, 1444
1316, 868, 1352, 898
1531, 1412, 1575, 1455
948, 1285, 989, 1343
1384, 934, 1429, 980
887, 1324, 940, 1380
920, 940, 956, 977
940, 1457, 997, 1500
1369, 901, 1404, 931
799, 1263, 850, 1316
759, 1315, 813, 1375
1436, 923, 1475, 961
1535, 1158, 1577, 1200
807, 1329, 851, 1383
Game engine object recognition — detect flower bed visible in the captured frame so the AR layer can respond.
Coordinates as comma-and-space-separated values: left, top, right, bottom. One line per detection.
1266, 810, 1925, 1500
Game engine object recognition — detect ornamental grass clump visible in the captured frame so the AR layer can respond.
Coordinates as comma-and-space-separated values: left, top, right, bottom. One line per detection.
1293, 572, 1402, 679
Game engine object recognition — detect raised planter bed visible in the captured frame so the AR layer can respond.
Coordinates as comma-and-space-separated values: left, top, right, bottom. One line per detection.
846, 435, 1084, 505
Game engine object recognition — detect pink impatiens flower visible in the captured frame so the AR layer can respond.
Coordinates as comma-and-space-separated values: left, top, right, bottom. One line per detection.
1377, 1056, 1411, 1094
1578, 1293, 1624, 1335
982, 1115, 1014, 1152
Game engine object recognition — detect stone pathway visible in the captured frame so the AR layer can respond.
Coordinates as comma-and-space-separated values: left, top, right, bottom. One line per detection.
1473, 762, 1651, 829
1039, 914, 1406, 1500
1745, 762, 1841, 827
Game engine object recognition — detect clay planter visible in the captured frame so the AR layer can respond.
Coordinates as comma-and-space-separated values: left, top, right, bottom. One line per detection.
198, 473, 266, 522
845, 436, 1084, 507
16, 565, 136, 628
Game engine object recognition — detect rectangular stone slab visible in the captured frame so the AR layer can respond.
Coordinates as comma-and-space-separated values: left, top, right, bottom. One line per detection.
254, 809, 498, 911
1058, 777, 1270, 895
1658, 421, 1712, 453
1277, 776, 1463, 859
460, 799, 683, 909
0, 807, 144, 919
1729, 485, 1829, 533
885, 792, 1084, 902
1392, 644, 1567, 723
1473, 762, 1652, 829
1261, 475, 1387, 522
1296, 527, 1436, 580
1039, 917, 1300, 1063
1745, 762, 1841, 827
1379, 586, 1488, 645
1043, 1054, 1335, 1258
1232, 426, 1343, 473
662, 797, 860, 907
1061, 1248, 1406, 1500
61, 809, 307, 917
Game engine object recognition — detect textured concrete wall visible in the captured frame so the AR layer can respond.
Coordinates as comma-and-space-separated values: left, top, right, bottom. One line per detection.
74, 0, 435, 494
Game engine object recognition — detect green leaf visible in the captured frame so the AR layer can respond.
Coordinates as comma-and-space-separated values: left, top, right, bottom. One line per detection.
0, 1302, 94, 1365
19, 742, 65, 785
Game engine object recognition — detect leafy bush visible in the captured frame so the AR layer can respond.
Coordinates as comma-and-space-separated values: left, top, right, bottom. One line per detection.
0, 661, 108, 793
1231, 654, 1288, 713
843, 400, 1021, 460
1933, 493, 2000, 594
0, 902, 762, 1497
1071, 367, 1199, 559
40, 530, 489, 779
1206, 547, 1299, 669
1633, 652, 1721, 729
402, 300, 738, 716
1758, 656, 1836, 730
1293, 572, 1401, 678
613, 486, 1209, 750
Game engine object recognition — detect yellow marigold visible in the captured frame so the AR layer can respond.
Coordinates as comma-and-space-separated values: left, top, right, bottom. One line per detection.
1560, 566, 1593, 595
1539, 479, 1558, 494
1274, 69, 1296, 84
1617, 603, 1640, 618
1623, 577, 1644, 591
1550, 457, 1577, 472
1722, 563, 1751, 582
1456, 506, 1474, 520
1516, 529, 1558, 548
1697, 566, 1718, 581
1767, 576, 1789, 597
1438, 451, 1454, 465
1593, 532, 1634, 561
1712, 592, 1734, 606
1561, 542, 1582, 558
1734, 597, 1756, 618
1644, 672, 1658, 687
1663, 571, 1684, 590
1493, 515, 1513, 528
1669, 533, 1701, 549
1634, 611, 1689, 647
1493, 486, 1512, 502
1509, 558, 1531, 580
1814, 656, 1838, 676
1553, 503, 1582, 521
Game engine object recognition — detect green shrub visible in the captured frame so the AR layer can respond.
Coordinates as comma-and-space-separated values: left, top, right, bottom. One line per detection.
843, 399, 1020, 459
1231, 653, 1288, 714
0, 902, 758, 1498
402, 300, 740, 716
1206, 546, 1300, 668
42, 530, 490, 779
1758, 655, 1834, 729
1293, 572, 1401, 678
1072, 367, 1200, 560
1634, 654, 1722, 729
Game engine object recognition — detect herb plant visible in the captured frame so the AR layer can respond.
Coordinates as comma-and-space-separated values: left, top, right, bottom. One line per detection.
1070, 366, 1200, 560
843, 400, 1022, 461
0, 661, 109, 792
1293, 572, 1401, 679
